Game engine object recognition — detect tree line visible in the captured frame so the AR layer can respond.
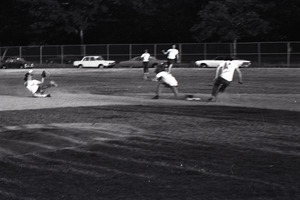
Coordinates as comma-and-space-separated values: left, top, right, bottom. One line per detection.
1, 0, 300, 46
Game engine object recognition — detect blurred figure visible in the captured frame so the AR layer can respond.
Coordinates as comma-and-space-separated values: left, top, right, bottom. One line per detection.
24, 70, 58, 98
162, 44, 180, 73
141, 49, 151, 80
209, 57, 243, 101
152, 64, 179, 99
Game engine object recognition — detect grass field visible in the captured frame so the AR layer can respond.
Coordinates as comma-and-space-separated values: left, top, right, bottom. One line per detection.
0, 68, 299, 200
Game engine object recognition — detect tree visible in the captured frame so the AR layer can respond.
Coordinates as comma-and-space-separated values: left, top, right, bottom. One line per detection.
14, 0, 120, 45
262, 0, 300, 41
190, 0, 271, 46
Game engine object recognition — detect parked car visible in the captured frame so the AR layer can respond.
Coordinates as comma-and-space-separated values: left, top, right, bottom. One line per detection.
1, 57, 34, 69
118, 56, 167, 68
195, 56, 251, 68
73, 56, 116, 68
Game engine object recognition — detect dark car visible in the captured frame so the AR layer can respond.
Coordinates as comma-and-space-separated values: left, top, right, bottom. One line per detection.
1, 57, 34, 69
118, 56, 166, 68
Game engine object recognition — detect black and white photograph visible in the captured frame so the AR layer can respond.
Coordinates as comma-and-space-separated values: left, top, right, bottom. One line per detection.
0, 0, 299, 199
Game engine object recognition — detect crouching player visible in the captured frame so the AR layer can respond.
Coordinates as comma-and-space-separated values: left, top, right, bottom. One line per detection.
24, 70, 58, 98
152, 64, 179, 99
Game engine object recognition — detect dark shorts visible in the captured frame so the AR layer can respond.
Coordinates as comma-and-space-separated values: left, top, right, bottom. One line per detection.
167, 59, 175, 65
211, 77, 231, 96
215, 77, 231, 86
163, 83, 171, 88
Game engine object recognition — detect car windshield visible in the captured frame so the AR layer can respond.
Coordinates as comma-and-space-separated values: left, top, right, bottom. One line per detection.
16, 58, 25, 61
130, 57, 141, 61
95, 56, 104, 60
129, 56, 157, 61
6, 58, 23, 62
149, 57, 157, 60
214, 56, 234, 60
214, 56, 227, 60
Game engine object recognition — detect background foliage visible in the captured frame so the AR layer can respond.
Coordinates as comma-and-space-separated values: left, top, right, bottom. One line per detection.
1, 0, 300, 45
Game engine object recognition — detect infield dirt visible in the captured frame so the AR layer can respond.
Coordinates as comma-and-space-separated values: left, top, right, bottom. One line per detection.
0, 68, 299, 200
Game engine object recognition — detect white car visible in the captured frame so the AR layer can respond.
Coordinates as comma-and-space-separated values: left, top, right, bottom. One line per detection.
195, 56, 251, 68
73, 56, 116, 68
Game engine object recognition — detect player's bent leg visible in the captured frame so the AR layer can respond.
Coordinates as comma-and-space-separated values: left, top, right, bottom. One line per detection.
40, 81, 58, 90
171, 86, 179, 98
168, 64, 173, 73
143, 73, 150, 80
219, 81, 230, 93
153, 83, 163, 99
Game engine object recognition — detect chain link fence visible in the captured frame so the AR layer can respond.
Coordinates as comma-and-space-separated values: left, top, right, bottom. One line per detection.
1, 42, 300, 67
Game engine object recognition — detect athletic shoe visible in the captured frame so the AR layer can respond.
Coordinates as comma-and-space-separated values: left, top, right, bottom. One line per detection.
50, 81, 58, 87
185, 95, 194, 101
152, 95, 159, 99
207, 96, 216, 102
33, 93, 50, 98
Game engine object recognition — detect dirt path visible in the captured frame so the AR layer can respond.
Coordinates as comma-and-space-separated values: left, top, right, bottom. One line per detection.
0, 91, 299, 111
0, 68, 299, 111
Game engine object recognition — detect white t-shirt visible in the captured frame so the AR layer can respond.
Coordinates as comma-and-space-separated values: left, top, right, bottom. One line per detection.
156, 71, 178, 86
166, 49, 179, 59
25, 79, 41, 94
219, 61, 239, 82
141, 52, 150, 62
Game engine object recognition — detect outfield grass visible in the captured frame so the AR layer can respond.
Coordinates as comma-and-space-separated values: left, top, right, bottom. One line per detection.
0, 68, 299, 200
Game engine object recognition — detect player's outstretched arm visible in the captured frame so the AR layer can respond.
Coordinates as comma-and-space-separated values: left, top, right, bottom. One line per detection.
40, 70, 47, 83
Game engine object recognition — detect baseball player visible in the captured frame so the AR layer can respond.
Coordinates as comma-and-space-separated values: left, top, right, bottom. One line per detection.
141, 49, 151, 80
208, 57, 243, 101
162, 44, 180, 73
152, 64, 179, 99
24, 70, 58, 98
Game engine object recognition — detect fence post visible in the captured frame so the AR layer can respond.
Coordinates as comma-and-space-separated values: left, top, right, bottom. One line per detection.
287, 42, 291, 67
61, 45, 64, 65
257, 42, 261, 66
129, 44, 132, 59
107, 44, 110, 60
40, 46, 43, 65
19, 46, 22, 58
204, 43, 207, 59
179, 43, 182, 62
233, 39, 237, 57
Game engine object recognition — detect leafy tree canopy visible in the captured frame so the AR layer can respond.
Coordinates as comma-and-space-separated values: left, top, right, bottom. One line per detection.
191, 0, 272, 42
0, 0, 300, 45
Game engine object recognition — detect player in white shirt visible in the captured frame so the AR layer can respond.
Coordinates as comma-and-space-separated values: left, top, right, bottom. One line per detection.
24, 70, 58, 98
152, 64, 179, 99
141, 49, 151, 80
162, 44, 180, 73
209, 57, 243, 101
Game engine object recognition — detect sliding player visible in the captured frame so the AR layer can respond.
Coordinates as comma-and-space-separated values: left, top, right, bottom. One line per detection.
24, 70, 58, 98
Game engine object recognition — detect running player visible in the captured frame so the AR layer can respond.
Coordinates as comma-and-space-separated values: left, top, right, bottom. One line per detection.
208, 57, 243, 101
162, 44, 180, 73
141, 49, 151, 80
